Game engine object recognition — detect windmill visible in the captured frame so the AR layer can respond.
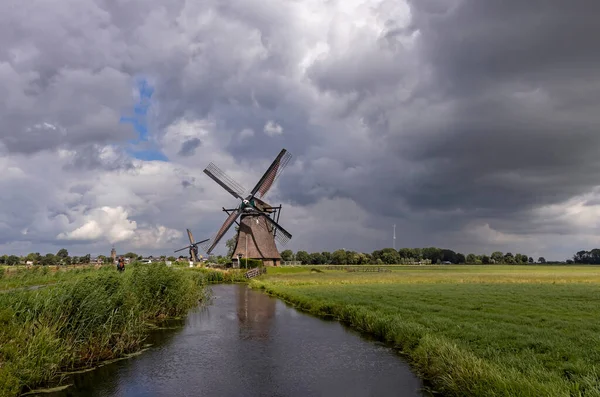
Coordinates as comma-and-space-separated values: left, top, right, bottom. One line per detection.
174, 228, 209, 264
201, 148, 293, 267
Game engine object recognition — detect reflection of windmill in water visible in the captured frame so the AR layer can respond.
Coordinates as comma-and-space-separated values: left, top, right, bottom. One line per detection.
201, 148, 293, 266
236, 285, 276, 340
174, 228, 209, 264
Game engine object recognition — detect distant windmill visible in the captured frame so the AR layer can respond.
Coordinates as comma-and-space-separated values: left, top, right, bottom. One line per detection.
201, 148, 293, 266
174, 228, 209, 263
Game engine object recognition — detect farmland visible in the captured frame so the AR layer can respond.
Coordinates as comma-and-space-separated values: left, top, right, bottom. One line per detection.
252, 265, 600, 396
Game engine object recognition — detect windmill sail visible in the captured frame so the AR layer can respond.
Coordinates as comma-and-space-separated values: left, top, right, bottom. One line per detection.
250, 149, 292, 199
203, 208, 242, 254
257, 212, 291, 246
204, 163, 247, 200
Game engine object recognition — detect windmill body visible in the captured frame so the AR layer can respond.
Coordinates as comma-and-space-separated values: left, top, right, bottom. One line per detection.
232, 213, 282, 267
202, 149, 293, 266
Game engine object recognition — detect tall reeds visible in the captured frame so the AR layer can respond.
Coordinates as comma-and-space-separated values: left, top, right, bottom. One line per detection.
0, 263, 207, 396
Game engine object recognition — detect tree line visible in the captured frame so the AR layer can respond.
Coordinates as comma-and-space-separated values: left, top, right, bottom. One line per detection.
4, 246, 600, 266
279, 248, 551, 265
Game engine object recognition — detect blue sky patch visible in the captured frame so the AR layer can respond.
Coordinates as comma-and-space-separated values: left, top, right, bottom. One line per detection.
119, 77, 168, 162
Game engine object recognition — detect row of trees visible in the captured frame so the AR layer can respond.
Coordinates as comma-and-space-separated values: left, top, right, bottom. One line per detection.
8, 246, 600, 266
279, 248, 548, 265
572, 249, 600, 264
0, 248, 222, 266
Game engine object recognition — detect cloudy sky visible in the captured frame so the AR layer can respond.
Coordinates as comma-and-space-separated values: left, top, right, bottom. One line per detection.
1, 0, 599, 260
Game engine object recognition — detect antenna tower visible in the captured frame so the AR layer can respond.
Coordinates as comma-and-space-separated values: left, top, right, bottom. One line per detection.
393, 224, 396, 250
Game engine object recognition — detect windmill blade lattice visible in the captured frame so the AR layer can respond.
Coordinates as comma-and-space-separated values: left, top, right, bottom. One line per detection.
250, 149, 292, 199
203, 163, 247, 200
257, 212, 292, 246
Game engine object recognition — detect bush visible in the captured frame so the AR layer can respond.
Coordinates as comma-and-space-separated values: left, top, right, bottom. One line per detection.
240, 258, 263, 269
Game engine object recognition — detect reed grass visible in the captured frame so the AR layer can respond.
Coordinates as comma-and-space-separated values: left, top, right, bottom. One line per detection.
184, 267, 248, 284
0, 263, 207, 397
252, 266, 600, 396
0, 266, 98, 292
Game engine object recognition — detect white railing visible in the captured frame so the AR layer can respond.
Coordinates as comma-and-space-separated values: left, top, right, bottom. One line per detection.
281, 261, 302, 266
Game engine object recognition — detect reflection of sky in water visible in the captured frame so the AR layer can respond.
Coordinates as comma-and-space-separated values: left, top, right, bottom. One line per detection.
119, 78, 168, 161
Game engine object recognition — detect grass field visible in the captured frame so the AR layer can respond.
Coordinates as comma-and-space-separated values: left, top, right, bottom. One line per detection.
252, 265, 600, 396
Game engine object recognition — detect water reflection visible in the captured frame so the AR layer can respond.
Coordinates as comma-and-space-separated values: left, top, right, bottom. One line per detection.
237, 284, 275, 340
37, 284, 423, 397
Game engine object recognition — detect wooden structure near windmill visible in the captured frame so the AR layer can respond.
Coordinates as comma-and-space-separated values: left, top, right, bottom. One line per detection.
201, 148, 293, 267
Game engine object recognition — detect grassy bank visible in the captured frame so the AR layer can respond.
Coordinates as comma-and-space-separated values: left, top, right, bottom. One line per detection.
0, 263, 208, 397
184, 267, 248, 283
252, 266, 600, 396
0, 266, 99, 292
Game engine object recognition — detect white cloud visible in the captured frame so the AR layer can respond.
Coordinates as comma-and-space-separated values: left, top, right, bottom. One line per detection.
264, 120, 284, 136
57, 206, 137, 243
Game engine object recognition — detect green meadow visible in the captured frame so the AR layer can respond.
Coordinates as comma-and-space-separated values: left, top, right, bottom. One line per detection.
252, 265, 600, 396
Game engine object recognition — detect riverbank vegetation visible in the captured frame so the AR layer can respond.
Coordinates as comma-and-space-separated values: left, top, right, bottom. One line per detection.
0, 263, 208, 397
252, 265, 600, 396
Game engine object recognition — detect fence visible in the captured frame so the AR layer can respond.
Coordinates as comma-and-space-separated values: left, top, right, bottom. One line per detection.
323, 266, 392, 273
245, 267, 267, 279
281, 261, 302, 266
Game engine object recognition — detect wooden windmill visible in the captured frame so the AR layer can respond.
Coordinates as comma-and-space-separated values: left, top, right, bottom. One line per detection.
174, 228, 209, 264
201, 148, 293, 266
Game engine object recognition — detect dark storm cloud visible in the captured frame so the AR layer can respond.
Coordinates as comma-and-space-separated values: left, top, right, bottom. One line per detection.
365, 0, 600, 227
178, 138, 202, 157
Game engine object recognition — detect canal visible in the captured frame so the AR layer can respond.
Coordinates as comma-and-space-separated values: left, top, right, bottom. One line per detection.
39, 284, 424, 397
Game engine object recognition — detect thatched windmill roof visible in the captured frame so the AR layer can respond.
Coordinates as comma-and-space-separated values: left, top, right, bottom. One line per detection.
232, 214, 281, 259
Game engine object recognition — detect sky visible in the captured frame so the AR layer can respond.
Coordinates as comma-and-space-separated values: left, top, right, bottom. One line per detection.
1, 0, 599, 261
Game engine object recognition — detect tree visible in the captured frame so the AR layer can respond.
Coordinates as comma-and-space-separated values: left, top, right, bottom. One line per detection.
528, 257, 534, 263
6, 255, 19, 266
225, 236, 236, 257
422, 247, 442, 264
491, 251, 503, 263
41, 254, 56, 266
81, 254, 91, 264
124, 252, 138, 259
295, 251, 310, 265
72, 256, 79, 265
481, 255, 491, 264
167, 256, 176, 262
538, 257, 546, 264
456, 253, 466, 264
466, 253, 477, 264
56, 248, 69, 259
331, 249, 347, 265
309, 252, 324, 264
281, 250, 293, 261
398, 248, 414, 259
382, 250, 401, 264
321, 252, 331, 264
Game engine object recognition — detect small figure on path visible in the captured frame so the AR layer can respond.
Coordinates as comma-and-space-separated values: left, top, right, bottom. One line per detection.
117, 256, 125, 272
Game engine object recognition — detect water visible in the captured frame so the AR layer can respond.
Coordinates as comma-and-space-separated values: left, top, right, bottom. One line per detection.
39, 284, 423, 397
